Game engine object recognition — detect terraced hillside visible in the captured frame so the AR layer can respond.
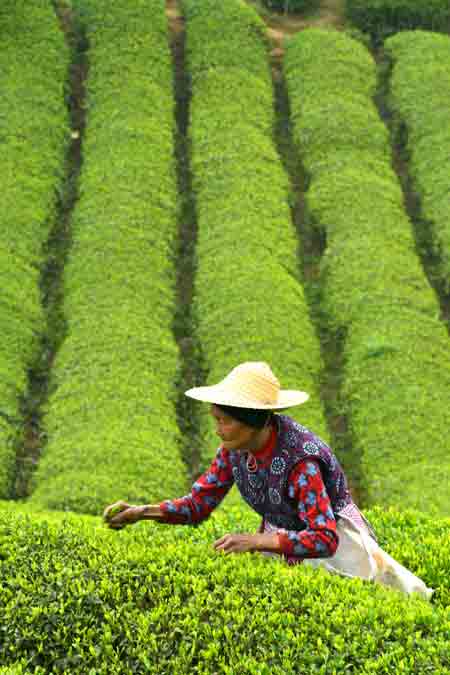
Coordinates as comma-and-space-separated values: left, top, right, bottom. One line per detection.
0, 0, 449, 672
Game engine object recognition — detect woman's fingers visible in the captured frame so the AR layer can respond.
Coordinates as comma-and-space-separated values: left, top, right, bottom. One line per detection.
213, 534, 229, 549
213, 533, 255, 554
214, 534, 238, 551
103, 501, 142, 529
103, 500, 129, 522
110, 510, 132, 528
108, 518, 126, 529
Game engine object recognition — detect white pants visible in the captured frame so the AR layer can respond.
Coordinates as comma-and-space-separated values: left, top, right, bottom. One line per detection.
263, 513, 433, 600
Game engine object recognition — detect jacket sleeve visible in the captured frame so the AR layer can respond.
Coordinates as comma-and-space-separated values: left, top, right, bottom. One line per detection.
276, 459, 339, 559
159, 447, 234, 524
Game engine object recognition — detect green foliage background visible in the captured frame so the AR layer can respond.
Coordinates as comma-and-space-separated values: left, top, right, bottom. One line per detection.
0, 0, 69, 497
29, 0, 188, 513
285, 29, 450, 516
184, 0, 330, 484
386, 30, 450, 293
0, 0, 449, 671
262, 0, 318, 13
346, 0, 450, 42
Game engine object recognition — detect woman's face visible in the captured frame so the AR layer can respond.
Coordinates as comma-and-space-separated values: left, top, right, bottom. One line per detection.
210, 405, 256, 451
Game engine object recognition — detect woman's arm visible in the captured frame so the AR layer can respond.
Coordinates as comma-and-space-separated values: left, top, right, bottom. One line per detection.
212, 461, 339, 557
104, 447, 234, 529
213, 531, 282, 554
158, 447, 234, 524
213, 460, 339, 557
276, 459, 339, 559
104, 501, 165, 528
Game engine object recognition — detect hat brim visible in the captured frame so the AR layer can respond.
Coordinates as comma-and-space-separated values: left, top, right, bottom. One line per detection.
185, 385, 309, 410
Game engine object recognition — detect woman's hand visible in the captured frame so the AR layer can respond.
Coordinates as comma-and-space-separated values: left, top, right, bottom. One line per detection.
213, 533, 259, 554
213, 532, 281, 555
103, 501, 164, 529
103, 501, 142, 529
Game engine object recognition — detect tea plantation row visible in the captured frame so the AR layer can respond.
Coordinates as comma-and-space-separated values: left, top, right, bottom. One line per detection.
29, 0, 188, 513
0, 502, 449, 674
183, 0, 329, 482
386, 30, 450, 292
0, 0, 69, 498
285, 29, 450, 515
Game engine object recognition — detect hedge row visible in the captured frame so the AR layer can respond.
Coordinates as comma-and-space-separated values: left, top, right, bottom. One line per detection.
29, 0, 188, 514
285, 30, 450, 515
183, 0, 329, 486
0, 502, 449, 673
0, 1, 69, 498
385, 30, 450, 292
346, 0, 450, 42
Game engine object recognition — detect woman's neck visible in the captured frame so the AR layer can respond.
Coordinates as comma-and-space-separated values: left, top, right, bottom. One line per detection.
247, 423, 273, 455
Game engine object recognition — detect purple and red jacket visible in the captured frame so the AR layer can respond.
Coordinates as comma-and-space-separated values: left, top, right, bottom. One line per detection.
160, 415, 360, 560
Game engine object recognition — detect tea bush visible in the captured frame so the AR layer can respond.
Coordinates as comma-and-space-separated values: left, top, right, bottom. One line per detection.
0, 502, 449, 673
285, 30, 450, 515
29, 0, 188, 514
0, 666, 37, 675
0, 1, 69, 497
346, 0, 450, 43
385, 30, 450, 292
0, 667, 33, 675
183, 0, 329, 481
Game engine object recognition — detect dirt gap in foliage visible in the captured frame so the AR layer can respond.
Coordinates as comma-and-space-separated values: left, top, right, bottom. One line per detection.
14, 1, 89, 498
167, 0, 206, 482
375, 50, 450, 335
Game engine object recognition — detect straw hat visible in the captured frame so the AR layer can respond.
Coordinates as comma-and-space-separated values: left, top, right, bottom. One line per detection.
185, 362, 309, 410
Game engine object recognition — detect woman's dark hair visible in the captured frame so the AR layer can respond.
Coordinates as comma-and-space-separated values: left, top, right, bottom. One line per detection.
215, 404, 272, 430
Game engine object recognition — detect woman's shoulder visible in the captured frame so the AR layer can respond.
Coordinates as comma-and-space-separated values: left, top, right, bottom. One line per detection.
276, 414, 331, 452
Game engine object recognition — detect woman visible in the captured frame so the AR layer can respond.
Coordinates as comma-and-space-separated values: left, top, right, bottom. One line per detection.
104, 362, 432, 599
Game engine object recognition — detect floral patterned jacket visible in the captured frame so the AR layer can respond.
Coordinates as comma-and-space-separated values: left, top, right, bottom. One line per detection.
160, 415, 361, 560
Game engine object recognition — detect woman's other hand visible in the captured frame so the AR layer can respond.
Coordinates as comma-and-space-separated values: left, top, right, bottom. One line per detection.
213, 533, 259, 554
213, 532, 281, 554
